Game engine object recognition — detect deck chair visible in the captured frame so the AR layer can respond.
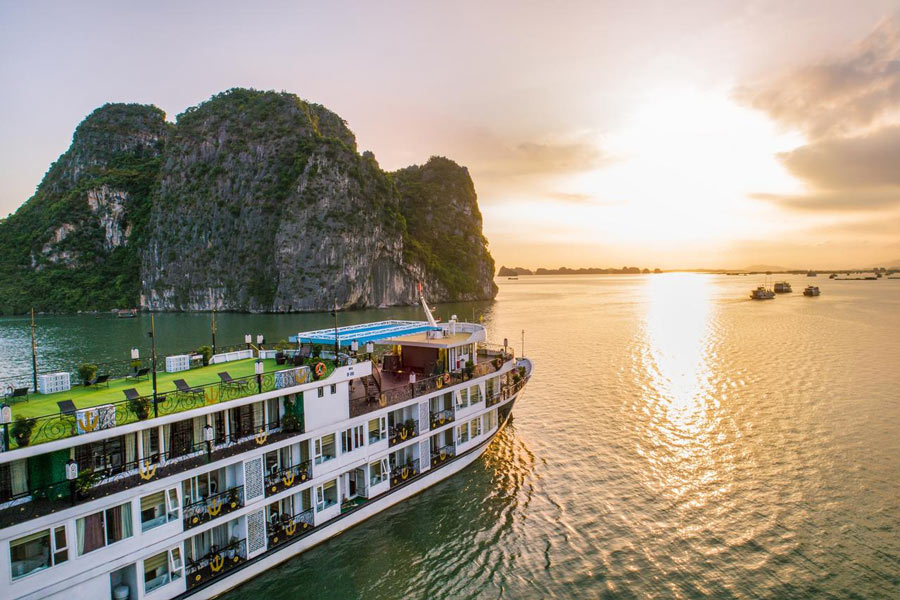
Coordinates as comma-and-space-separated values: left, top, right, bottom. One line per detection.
123, 388, 141, 402
86, 374, 110, 388
128, 367, 150, 381
8, 387, 28, 403
218, 372, 249, 391
173, 379, 204, 400
57, 399, 77, 416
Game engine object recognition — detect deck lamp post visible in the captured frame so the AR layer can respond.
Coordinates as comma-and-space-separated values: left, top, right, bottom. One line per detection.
0, 403, 11, 452
331, 299, 339, 356
65, 459, 78, 504
203, 424, 214, 462
255, 359, 264, 394
30, 308, 38, 393
351, 340, 358, 358
256, 334, 264, 348
211, 309, 217, 356
245, 334, 252, 349
149, 315, 158, 418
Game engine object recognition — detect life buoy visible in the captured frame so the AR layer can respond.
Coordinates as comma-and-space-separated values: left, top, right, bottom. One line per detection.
443, 373, 450, 385
314, 362, 326, 377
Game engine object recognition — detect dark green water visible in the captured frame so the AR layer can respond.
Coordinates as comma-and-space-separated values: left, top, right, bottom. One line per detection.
2, 275, 898, 598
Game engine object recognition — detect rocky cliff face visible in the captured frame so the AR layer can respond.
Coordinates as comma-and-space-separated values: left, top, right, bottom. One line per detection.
0, 104, 167, 313
0, 89, 497, 314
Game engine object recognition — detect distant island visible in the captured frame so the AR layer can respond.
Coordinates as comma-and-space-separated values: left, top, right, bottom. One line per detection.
498, 265, 661, 276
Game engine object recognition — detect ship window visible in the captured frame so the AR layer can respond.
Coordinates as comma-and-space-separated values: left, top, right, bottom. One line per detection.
315, 480, 338, 511
76, 502, 133, 555
330, 384, 337, 394
140, 488, 179, 532
456, 388, 469, 409
0, 459, 28, 502
469, 417, 482, 438
341, 425, 365, 454
484, 409, 498, 431
143, 546, 182, 594
318, 387, 324, 398
368, 417, 387, 443
314, 433, 336, 465
457, 424, 469, 445
369, 458, 389, 487
10, 526, 68, 579
470, 385, 482, 404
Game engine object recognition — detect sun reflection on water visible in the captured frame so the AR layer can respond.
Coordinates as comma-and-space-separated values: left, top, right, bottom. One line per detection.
637, 273, 726, 505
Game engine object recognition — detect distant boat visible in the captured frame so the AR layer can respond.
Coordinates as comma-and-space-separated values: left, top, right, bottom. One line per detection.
115, 308, 137, 318
507, 276, 518, 280
750, 286, 775, 300
803, 286, 821, 296
774, 281, 792, 293
807, 271, 817, 277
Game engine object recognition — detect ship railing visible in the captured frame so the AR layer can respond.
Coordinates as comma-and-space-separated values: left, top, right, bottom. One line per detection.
266, 508, 315, 548
430, 445, 455, 467
389, 458, 420, 487
429, 408, 455, 429
186, 537, 247, 590
264, 460, 312, 497
388, 419, 418, 447
3, 362, 327, 450
183, 485, 245, 529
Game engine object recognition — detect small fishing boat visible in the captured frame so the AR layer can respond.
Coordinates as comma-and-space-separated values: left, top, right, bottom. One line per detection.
750, 286, 775, 300
774, 281, 792, 293
803, 286, 820, 296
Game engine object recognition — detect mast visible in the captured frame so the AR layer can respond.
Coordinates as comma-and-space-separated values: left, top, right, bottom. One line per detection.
211, 308, 217, 355
418, 282, 438, 327
30, 308, 38, 391
331, 298, 339, 355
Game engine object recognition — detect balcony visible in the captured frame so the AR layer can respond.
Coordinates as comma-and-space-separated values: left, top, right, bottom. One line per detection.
183, 485, 244, 530
430, 445, 455, 468
389, 458, 420, 487
186, 537, 247, 590
267, 508, 315, 549
264, 460, 312, 497
0, 420, 295, 530
429, 408, 454, 429
388, 419, 418, 447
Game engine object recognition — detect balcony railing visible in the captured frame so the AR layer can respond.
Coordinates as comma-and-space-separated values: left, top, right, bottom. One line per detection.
264, 460, 312, 497
266, 508, 315, 548
183, 485, 245, 529
430, 445, 455, 467
186, 537, 247, 590
390, 458, 420, 487
388, 419, 418, 446
429, 408, 454, 429
4, 362, 325, 451
0, 419, 297, 530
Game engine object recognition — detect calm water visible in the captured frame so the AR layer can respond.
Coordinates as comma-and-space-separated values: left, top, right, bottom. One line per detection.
2, 275, 899, 599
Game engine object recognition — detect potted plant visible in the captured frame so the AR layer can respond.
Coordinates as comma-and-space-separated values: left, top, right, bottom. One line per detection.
195, 345, 212, 366
75, 468, 101, 499
282, 412, 301, 433
11, 416, 35, 447
128, 395, 152, 420
464, 360, 475, 380
77, 363, 98, 385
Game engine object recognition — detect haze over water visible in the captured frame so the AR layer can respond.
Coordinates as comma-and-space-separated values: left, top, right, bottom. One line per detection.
1, 274, 898, 598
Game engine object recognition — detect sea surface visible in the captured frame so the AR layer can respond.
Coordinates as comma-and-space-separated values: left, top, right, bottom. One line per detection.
1, 274, 898, 599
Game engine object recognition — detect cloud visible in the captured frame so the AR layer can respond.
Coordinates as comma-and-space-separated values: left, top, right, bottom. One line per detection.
476, 137, 612, 180
752, 190, 900, 212
740, 15, 900, 140
778, 125, 900, 188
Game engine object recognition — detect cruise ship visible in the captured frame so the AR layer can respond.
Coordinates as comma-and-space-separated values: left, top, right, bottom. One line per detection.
0, 301, 532, 600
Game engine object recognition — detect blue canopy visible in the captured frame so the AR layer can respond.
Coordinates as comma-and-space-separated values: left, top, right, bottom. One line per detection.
290, 320, 441, 347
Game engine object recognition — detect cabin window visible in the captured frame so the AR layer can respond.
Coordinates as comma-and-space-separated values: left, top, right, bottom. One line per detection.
341, 425, 365, 454
456, 388, 469, 409
0, 460, 28, 502
166, 419, 195, 459
143, 546, 182, 594
76, 502, 133, 555
469, 417, 482, 439
315, 480, 338, 511
484, 409, 498, 431
314, 433, 336, 465
368, 417, 387, 443
330, 384, 337, 394
317, 387, 324, 398
456, 424, 469, 445
140, 488, 179, 532
9, 525, 68, 579
469, 385, 482, 404
369, 458, 389, 486
182, 469, 223, 505
75, 435, 131, 473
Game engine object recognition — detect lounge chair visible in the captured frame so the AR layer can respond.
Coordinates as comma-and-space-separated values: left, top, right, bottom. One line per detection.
123, 388, 141, 402
173, 379, 204, 399
57, 399, 77, 416
8, 387, 28, 403
218, 372, 249, 391
85, 374, 110, 388
275, 352, 286, 365
128, 367, 150, 381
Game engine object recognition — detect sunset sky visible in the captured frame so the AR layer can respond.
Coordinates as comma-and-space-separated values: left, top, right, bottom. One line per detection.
2, 1, 899, 269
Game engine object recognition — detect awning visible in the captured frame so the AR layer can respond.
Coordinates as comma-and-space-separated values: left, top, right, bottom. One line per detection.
290, 320, 441, 347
